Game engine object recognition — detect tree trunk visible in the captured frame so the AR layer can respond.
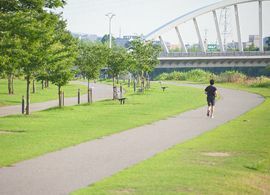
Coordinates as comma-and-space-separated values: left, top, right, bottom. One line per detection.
141, 76, 145, 92
128, 79, 131, 88
133, 78, 136, 92
11, 75, 14, 94
8, 75, 12, 95
58, 85, 62, 107
136, 76, 140, 85
87, 79, 90, 103
45, 80, 49, 88
146, 73, 150, 89
32, 80, 36, 93
26, 76, 30, 115
41, 80, 44, 90
112, 76, 115, 87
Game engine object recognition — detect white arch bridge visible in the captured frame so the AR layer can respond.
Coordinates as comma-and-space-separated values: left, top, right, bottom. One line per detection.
144, 0, 270, 75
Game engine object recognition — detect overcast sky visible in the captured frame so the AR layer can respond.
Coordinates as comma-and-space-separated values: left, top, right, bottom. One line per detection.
57, 0, 270, 44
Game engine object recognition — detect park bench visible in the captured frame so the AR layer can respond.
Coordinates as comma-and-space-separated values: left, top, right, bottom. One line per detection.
118, 97, 127, 104
161, 86, 168, 92
137, 88, 144, 93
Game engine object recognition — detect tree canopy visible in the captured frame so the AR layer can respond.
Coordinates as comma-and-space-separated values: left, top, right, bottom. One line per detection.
0, 0, 66, 12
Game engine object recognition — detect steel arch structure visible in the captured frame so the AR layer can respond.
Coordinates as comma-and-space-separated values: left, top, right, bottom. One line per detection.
145, 0, 270, 53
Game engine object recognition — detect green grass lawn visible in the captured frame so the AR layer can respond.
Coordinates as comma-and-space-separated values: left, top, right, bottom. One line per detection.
0, 83, 205, 167
0, 79, 87, 107
73, 84, 270, 195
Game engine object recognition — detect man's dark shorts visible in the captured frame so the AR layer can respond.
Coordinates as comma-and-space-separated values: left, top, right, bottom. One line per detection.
207, 96, 215, 106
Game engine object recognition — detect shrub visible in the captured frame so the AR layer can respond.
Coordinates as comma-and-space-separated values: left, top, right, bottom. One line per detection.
156, 69, 215, 82
171, 71, 187, 80
249, 76, 270, 88
217, 71, 247, 83
185, 69, 215, 82
155, 73, 170, 80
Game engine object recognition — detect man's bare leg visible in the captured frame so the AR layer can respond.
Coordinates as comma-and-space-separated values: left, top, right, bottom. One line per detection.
207, 106, 211, 117
210, 106, 215, 118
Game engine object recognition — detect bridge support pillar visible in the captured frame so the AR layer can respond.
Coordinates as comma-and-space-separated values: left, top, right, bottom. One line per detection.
212, 10, 224, 52
193, 18, 206, 53
159, 35, 169, 54
234, 4, 243, 52
259, 0, 264, 52
175, 26, 187, 53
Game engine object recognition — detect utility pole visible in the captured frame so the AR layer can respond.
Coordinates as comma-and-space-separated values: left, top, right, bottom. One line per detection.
219, 7, 231, 51
105, 12, 115, 48
204, 28, 208, 51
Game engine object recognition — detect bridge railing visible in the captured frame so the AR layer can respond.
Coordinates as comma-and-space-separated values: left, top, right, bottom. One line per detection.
160, 51, 270, 58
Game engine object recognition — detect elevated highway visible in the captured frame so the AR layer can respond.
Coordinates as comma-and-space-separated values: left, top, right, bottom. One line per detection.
158, 51, 270, 68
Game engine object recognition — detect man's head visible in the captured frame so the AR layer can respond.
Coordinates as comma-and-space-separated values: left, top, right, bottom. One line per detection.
210, 79, 215, 85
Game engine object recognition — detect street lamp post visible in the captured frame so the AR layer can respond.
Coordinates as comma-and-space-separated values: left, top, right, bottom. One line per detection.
105, 12, 115, 48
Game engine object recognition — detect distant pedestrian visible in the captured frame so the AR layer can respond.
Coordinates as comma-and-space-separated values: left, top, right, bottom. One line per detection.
205, 79, 217, 118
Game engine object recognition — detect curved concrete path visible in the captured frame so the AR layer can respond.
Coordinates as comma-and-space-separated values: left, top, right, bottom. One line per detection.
0, 84, 264, 195
0, 81, 113, 117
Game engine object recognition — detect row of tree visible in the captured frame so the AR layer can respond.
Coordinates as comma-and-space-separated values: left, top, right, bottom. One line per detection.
0, 0, 78, 114
0, 0, 161, 115
77, 39, 161, 99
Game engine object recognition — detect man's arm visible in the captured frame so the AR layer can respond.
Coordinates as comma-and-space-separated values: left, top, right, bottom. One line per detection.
214, 90, 218, 97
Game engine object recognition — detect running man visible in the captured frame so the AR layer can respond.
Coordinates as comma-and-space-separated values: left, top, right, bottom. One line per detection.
205, 79, 217, 118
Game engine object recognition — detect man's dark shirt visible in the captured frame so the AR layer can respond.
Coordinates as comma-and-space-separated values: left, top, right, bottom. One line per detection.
205, 85, 217, 98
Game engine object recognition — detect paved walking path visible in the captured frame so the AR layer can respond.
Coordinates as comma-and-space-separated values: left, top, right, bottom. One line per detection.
0, 83, 264, 195
0, 81, 113, 117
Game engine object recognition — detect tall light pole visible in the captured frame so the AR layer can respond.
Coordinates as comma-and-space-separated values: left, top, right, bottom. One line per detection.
105, 12, 115, 48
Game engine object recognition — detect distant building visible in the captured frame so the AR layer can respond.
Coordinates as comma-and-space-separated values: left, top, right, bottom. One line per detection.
248, 35, 260, 48
264, 36, 270, 49
243, 42, 253, 49
72, 33, 99, 42
115, 35, 140, 48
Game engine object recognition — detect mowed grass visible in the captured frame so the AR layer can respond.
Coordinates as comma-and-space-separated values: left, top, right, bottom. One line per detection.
73, 84, 270, 195
0, 79, 87, 107
0, 83, 205, 167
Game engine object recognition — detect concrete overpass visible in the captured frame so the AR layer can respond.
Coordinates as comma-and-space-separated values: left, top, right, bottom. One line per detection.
150, 51, 270, 77
158, 51, 270, 68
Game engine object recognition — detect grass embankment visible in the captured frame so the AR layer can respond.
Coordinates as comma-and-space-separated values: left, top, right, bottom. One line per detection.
0, 83, 205, 167
74, 84, 270, 195
0, 79, 87, 107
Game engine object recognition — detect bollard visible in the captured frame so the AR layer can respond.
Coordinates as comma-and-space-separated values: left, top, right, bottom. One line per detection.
22, 96, 25, 114
78, 89, 80, 104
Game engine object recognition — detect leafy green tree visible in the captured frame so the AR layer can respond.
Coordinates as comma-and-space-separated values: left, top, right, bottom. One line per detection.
0, 31, 26, 94
107, 47, 130, 99
130, 39, 161, 89
0, 0, 69, 112
0, 13, 26, 94
77, 42, 109, 102
0, 0, 66, 12
47, 19, 78, 107
107, 47, 129, 86
101, 34, 115, 46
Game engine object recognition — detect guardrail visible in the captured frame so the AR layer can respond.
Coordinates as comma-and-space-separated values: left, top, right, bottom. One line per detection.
160, 51, 270, 58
